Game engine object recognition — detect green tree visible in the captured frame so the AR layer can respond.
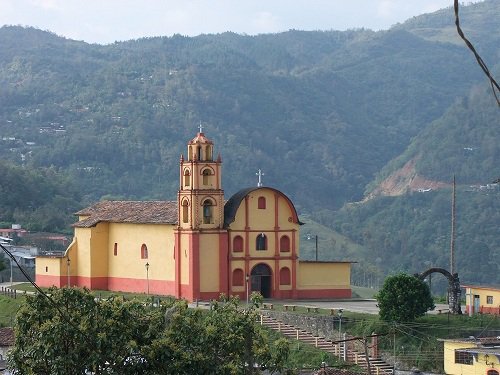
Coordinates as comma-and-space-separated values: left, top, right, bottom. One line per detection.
8, 287, 164, 374
9, 289, 288, 374
376, 273, 435, 322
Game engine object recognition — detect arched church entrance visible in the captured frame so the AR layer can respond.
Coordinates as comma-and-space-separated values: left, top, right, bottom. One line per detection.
251, 263, 273, 298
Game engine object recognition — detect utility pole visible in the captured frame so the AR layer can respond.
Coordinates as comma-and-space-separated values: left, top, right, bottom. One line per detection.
363, 337, 372, 375
450, 175, 456, 275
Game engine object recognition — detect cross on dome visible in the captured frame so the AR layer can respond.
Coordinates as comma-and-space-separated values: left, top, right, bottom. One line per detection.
256, 169, 264, 187
198, 122, 203, 134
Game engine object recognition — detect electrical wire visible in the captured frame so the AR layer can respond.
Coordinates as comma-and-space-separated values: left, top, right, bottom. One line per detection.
454, 0, 500, 106
0, 243, 93, 345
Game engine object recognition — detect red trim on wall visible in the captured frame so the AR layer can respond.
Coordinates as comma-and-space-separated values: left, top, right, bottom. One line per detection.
477, 306, 500, 315
36, 274, 177, 296
36, 274, 63, 288
219, 231, 229, 296
297, 289, 352, 299
291, 229, 298, 299
199, 291, 224, 301
274, 193, 279, 230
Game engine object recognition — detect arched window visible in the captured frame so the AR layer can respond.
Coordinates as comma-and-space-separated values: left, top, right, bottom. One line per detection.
184, 169, 191, 187
202, 169, 212, 185
182, 200, 189, 223
113, 243, 118, 256
256, 233, 267, 250
258, 196, 266, 209
203, 199, 213, 224
197, 146, 202, 160
205, 145, 213, 161
233, 236, 244, 252
141, 244, 148, 259
487, 370, 499, 375
280, 235, 290, 252
280, 267, 291, 285
232, 269, 244, 286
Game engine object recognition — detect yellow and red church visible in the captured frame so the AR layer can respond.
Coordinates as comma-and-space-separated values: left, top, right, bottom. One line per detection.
36, 131, 352, 301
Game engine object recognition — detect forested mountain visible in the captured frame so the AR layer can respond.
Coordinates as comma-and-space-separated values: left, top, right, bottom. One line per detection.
0, 1, 498, 287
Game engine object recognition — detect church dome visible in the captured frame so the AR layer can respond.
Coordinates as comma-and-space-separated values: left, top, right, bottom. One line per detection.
189, 132, 213, 145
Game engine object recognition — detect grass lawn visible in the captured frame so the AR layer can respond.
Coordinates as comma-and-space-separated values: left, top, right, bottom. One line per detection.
0, 294, 24, 327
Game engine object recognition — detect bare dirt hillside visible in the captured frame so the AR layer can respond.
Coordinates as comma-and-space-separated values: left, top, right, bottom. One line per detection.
365, 158, 449, 200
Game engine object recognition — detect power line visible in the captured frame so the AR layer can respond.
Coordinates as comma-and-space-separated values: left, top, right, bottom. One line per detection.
454, 0, 500, 106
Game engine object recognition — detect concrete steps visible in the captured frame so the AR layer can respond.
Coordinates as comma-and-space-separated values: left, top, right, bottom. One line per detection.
260, 314, 394, 375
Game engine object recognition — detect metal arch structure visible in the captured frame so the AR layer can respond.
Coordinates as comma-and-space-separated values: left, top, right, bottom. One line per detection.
416, 267, 462, 315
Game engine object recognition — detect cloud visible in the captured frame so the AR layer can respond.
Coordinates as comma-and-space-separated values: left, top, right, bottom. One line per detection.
30, 0, 61, 11
251, 11, 280, 34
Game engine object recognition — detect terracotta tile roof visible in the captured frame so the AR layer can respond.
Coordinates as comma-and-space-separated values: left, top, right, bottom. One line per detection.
0, 327, 14, 346
73, 201, 178, 227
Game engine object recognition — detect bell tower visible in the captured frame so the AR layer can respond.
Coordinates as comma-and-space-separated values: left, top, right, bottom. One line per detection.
174, 127, 228, 302
178, 128, 224, 229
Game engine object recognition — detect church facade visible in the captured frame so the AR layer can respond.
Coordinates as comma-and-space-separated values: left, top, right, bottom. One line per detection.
36, 131, 351, 301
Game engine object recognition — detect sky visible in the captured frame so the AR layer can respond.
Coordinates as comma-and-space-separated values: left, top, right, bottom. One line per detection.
0, 0, 468, 45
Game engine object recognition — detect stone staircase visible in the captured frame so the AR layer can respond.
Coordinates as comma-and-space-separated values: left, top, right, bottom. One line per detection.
259, 314, 394, 375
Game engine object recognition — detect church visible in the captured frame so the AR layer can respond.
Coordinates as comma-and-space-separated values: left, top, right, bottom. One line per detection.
36, 131, 352, 301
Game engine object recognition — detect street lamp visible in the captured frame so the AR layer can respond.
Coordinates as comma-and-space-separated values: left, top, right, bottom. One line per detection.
145, 262, 150, 296
66, 257, 71, 287
306, 234, 319, 261
246, 274, 250, 307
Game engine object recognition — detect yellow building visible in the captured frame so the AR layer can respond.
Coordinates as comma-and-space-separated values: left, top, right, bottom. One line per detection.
36, 131, 352, 301
442, 337, 500, 375
463, 285, 500, 315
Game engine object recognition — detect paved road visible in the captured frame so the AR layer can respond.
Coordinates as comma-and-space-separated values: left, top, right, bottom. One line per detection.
274, 299, 450, 315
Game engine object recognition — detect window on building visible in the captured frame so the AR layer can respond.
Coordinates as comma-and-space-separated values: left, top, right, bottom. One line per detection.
256, 233, 267, 250
232, 269, 244, 286
280, 235, 290, 252
203, 199, 213, 224
454, 351, 473, 365
258, 196, 266, 209
45, 266, 48, 272
233, 236, 243, 252
487, 370, 499, 375
182, 200, 189, 223
280, 267, 291, 285
487, 295, 493, 304
141, 244, 148, 259
114, 243, 118, 256
184, 169, 191, 187
202, 169, 212, 185
197, 146, 202, 161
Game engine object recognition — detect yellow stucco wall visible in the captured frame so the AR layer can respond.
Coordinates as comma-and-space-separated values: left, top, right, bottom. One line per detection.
107, 223, 175, 281
298, 262, 351, 289
443, 341, 499, 375
199, 233, 220, 292
35, 256, 63, 277
75, 227, 92, 277
90, 222, 109, 278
